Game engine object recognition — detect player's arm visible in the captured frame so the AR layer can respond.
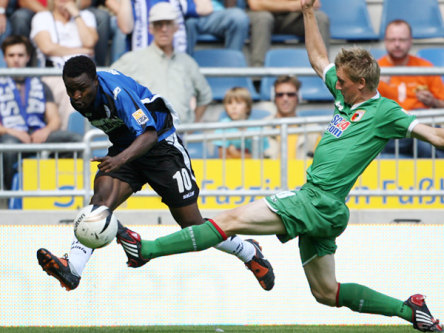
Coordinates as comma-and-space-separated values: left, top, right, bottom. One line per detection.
301, 0, 329, 77
93, 128, 158, 173
411, 123, 444, 149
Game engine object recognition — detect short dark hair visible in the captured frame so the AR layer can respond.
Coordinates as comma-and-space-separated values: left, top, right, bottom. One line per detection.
1, 35, 33, 56
63, 55, 97, 80
273, 75, 302, 91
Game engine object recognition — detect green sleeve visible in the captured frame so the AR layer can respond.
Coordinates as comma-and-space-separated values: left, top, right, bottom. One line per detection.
374, 98, 417, 139
323, 64, 340, 99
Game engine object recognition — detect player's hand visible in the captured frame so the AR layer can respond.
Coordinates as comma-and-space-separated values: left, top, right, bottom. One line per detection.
92, 155, 125, 173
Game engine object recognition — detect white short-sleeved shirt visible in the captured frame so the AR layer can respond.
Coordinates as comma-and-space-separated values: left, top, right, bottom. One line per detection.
30, 10, 96, 68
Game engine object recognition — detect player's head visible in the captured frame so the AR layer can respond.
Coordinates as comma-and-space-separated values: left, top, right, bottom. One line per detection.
1, 35, 33, 69
384, 19, 412, 61
334, 47, 380, 105
62, 56, 98, 110
223, 87, 252, 120
273, 75, 301, 118
148, 2, 179, 50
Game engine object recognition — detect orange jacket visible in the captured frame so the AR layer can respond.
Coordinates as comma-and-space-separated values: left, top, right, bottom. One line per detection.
377, 55, 444, 110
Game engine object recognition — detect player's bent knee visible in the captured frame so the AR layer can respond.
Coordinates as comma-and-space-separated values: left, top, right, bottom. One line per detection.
310, 287, 337, 307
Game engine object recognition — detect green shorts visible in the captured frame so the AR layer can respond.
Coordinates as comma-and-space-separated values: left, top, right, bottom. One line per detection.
265, 182, 349, 265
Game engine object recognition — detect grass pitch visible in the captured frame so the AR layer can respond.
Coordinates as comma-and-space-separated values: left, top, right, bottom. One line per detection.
0, 325, 415, 332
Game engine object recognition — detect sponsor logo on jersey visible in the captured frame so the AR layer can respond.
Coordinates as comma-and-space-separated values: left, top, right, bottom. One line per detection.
326, 114, 350, 138
183, 191, 195, 199
351, 109, 365, 122
90, 117, 124, 133
132, 109, 149, 125
113, 87, 121, 100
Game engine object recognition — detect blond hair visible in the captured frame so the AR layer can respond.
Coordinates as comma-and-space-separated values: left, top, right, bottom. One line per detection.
334, 47, 380, 91
223, 87, 253, 116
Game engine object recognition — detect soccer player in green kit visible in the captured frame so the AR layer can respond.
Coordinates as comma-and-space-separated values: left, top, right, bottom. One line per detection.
116, 0, 443, 331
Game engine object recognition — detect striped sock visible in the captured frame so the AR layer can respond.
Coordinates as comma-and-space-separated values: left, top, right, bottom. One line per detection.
141, 220, 226, 260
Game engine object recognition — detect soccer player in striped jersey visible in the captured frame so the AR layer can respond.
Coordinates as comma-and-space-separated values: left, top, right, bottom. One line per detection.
36, 55, 275, 292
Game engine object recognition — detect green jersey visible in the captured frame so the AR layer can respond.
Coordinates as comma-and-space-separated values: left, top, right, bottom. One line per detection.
306, 65, 417, 201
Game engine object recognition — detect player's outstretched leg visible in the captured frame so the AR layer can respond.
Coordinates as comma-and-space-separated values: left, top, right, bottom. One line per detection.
405, 294, 443, 332
36, 248, 80, 291
244, 239, 275, 291
116, 222, 150, 268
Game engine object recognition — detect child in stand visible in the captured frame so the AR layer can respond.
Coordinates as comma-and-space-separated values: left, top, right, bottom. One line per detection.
213, 87, 269, 158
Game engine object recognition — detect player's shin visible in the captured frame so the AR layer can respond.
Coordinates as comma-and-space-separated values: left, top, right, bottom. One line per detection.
141, 220, 226, 259
68, 235, 94, 276
337, 283, 412, 322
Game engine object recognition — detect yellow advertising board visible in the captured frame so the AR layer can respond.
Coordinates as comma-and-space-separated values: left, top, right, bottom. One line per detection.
22, 159, 444, 210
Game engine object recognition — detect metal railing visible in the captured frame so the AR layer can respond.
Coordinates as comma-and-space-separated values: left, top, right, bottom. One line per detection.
1, 109, 444, 207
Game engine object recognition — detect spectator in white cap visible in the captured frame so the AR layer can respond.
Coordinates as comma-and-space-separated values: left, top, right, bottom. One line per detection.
120, 0, 209, 53
111, 1, 213, 123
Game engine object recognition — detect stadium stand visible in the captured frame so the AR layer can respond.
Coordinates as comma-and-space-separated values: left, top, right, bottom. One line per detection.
297, 109, 332, 117
416, 47, 444, 80
218, 109, 271, 121
379, 0, 444, 39
321, 0, 378, 41
369, 48, 386, 60
192, 49, 259, 101
260, 48, 333, 102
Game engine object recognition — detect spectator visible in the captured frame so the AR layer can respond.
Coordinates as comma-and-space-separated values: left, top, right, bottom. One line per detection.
213, 87, 269, 158
266, 75, 321, 159
185, 0, 249, 55
0, 0, 13, 67
111, 1, 212, 123
96, 0, 132, 63
0, 35, 82, 190
9, 0, 109, 65
10, 0, 48, 42
247, 0, 329, 67
125, 0, 184, 52
30, 0, 98, 129
378, 19, 444, 158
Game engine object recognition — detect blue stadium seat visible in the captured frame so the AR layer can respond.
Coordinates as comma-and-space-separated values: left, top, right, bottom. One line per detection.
197, 34, 222, 44
321, 0, 378, 40
271, 34, 303, 44
416, 47, 444, 81
379, 0, 444, 39
416, 48, 444, 66
218, 109, 271, 121
8, 172, 22, 210
260, 48, 333, 102
192, 49, 260, 101
67, 111, 85, 136
369, 48, 386, 60
184, 132, 219, 159
297, 109, 332, 117
68, 111, 108, 157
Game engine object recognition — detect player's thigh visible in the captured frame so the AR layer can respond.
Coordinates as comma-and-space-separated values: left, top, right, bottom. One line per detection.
169, 202, 204, 228
91, 175, 133, 210
214, 199, 286, 236
303, 254, 338, 305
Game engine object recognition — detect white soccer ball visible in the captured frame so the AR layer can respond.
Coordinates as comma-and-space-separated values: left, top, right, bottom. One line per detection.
73, 205, 118, 249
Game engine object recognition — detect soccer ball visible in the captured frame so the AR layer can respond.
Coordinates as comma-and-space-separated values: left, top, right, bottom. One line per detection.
73, 205, 118, 249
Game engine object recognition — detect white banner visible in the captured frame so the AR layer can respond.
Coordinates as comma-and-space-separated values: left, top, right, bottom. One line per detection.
0, 224, 443, 326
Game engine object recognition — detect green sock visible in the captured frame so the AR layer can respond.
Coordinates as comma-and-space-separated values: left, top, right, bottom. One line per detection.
141, 220, 224, 260
338, 283, 412, 322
